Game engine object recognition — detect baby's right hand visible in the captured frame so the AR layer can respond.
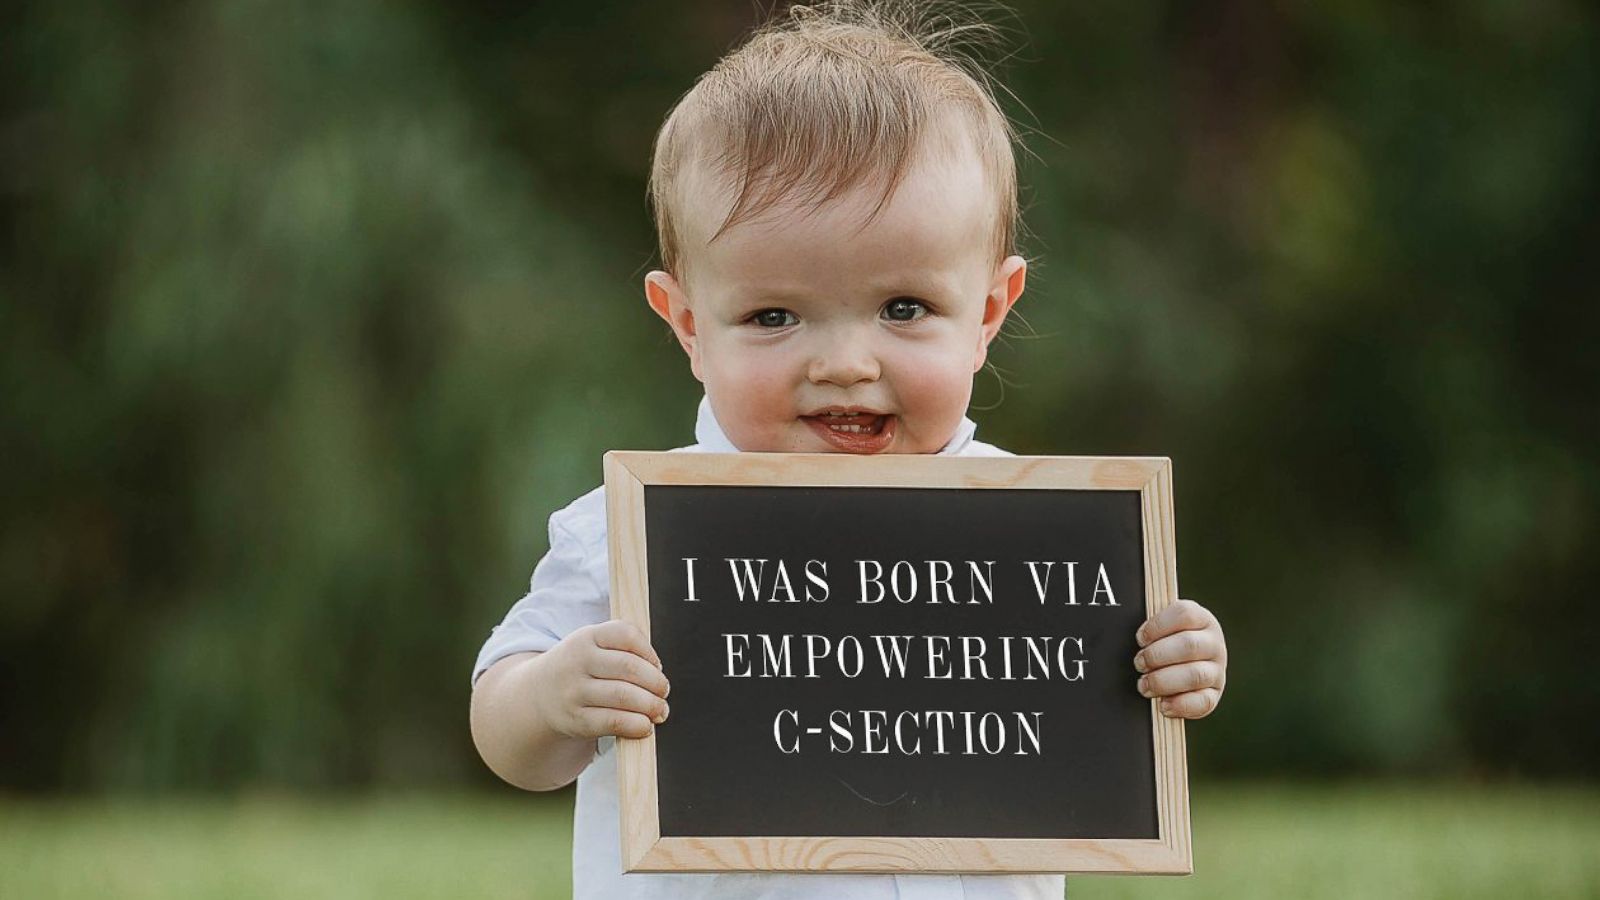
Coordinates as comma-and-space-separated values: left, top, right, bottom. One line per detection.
533, 620, 671, 741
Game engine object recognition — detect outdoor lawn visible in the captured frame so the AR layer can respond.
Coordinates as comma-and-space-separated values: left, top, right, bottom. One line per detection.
2, 783, 1595, 899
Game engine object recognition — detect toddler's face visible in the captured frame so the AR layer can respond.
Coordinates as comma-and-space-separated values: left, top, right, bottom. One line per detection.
646, 144, 1025, 454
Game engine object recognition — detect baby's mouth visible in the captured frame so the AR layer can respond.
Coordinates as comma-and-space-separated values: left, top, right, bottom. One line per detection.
808, 411, 888, 435
800, 410, 896, 453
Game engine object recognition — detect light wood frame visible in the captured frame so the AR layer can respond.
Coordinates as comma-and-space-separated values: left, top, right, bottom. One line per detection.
603, 451, 1191, 875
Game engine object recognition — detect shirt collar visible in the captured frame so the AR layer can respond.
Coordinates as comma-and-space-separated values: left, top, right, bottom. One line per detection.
693, 395, 978, 456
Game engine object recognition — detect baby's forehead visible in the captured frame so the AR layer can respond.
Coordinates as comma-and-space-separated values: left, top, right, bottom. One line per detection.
676, 146, 997, 294
675, 137, 998, 279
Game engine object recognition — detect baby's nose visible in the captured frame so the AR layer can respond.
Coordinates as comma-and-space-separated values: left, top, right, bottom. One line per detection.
807, 337, 881, 387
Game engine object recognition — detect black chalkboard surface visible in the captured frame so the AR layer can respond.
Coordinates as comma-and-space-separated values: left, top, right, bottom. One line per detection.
604, 452, 1191, 875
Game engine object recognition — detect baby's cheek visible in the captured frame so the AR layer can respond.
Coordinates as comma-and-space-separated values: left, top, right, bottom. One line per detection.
903, 347, 974, 403
727, 357, 792, 404
891, 351, 975, 448
703, 352, 801, 445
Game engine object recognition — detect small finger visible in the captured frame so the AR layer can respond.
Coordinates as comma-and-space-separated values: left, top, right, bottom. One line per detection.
1135, 628, 1221, 672
590, 620, 662, 668
588, 649, 671, 698
1156, 687, 1222, 719
1136, 599, 1214, 647
1137, 660, 1222, 699
582, 679, 671, 724
580, 707, 655, 740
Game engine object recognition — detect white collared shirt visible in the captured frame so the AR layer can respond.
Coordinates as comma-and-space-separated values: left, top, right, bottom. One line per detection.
473, 397, 1063, 900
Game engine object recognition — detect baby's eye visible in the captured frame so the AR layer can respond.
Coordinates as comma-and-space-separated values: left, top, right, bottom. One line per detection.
750, 309, 798, 328
882, 297, 929, 322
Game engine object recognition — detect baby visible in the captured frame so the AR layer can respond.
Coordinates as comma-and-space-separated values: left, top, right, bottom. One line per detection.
471, 3, 1228, 898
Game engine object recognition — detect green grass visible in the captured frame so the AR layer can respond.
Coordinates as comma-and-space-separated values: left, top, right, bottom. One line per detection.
1073, 783, 1600, 900
0, 792, 573, 900
1, 784, 1596, 899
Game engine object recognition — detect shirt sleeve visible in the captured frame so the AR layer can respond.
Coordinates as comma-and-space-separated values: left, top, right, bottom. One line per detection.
471, 506, 608, 686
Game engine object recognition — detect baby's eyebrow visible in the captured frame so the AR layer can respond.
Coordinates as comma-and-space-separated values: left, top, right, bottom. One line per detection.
741, 285, 812, 304
726, 272, 956, 307
868, 272, 956, 297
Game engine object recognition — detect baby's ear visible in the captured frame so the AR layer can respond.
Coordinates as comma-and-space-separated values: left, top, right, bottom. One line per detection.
974, 256, 1027, 372
644, 270, 704, 382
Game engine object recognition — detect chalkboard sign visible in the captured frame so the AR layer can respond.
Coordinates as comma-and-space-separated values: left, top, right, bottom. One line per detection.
603, 452, 1190, 874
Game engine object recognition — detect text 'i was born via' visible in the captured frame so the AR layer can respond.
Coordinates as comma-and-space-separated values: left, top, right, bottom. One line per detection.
677, 558, 1120, 607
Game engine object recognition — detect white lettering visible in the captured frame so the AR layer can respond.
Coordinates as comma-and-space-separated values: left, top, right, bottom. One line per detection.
682, 557, 700, 602
1057, 636, 1087, 681
979, 712, 1005, 754
1024, 561, 1053, 604
1015, 711, 1044, 755
925, 635, 953, 679
862, 709, 888, 754
727, 559, 766, 602
872, 634, 913, 678
1091, 563, 1118, 606
767, 560, 796, 603
960, 635, 990, 681
894, 711, 922, 755
773, 709, 800, 754
804, 559, 830, 602
836, 635, 864, 678
856, 560, 885, 604
803, 633, 831, 678
759, 633, 793, 678
967, 560, 995, 604
890, 561, 918, 603
928, 560, 955, 603
723, 633, 751, 677
828, 710, 854, 752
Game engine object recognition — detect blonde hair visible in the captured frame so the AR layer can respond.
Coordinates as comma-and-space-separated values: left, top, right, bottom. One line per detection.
649, 1, 1021, 280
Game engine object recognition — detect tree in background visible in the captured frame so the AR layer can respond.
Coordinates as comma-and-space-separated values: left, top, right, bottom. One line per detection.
2, 0, 1595, 790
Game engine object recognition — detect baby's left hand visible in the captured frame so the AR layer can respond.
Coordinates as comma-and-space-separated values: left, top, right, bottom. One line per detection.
1133, 599, 1227, 719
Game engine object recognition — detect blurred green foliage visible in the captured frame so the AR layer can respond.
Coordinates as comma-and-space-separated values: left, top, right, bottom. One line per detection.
1, 1, 1596, 791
